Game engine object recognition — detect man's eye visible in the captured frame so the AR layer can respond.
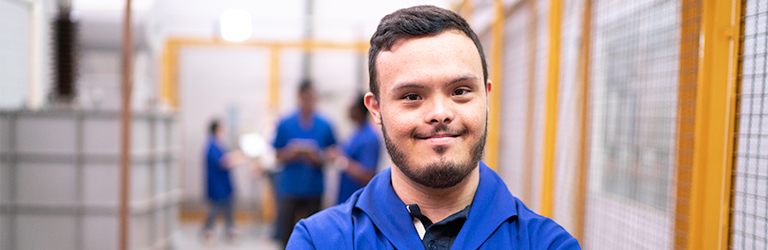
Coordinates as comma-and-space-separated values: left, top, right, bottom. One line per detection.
453, 89, 470, 96
403, 94, 421, 101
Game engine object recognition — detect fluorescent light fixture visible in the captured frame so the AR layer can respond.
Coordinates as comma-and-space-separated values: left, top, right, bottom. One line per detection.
220, 9, 252, 42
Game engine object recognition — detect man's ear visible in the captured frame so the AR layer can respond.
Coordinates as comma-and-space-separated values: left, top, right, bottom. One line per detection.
364, 92, 382, 125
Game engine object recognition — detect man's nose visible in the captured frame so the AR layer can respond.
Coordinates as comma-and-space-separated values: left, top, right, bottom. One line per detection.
425, 96, 455, 125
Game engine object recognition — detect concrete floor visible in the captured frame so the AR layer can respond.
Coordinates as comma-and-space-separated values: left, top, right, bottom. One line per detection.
177, 222, 282, 250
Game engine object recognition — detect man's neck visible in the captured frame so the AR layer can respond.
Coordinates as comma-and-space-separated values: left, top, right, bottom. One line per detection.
299, 110, 314, 127
391, 166, 479, 224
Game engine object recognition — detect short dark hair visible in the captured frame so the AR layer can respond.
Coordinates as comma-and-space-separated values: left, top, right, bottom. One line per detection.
299, 79, 313, 93
353, 92, 368, 117
368, 5, 488, 99
209, 119, 219, 135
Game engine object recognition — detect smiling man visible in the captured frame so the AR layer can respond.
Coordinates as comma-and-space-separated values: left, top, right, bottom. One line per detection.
287, 5, 579, 249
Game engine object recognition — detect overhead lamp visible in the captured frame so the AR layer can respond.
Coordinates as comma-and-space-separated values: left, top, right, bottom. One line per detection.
220, 9, 252, 42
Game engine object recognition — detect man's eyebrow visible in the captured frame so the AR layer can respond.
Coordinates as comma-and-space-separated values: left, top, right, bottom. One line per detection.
392, 83, 428, 92
448, 75, 480, 85
392, 75, 480, 92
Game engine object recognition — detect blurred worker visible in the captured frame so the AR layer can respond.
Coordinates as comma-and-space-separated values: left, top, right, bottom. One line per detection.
272, 80, 337, 247
329, 93, 381, 205
287, 6, 580, 249
202, 119, 247, 245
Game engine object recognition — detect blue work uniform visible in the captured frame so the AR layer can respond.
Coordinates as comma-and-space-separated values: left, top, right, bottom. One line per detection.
205, 135, 232, 200
272, 111, 337, 198
337, 122, 381, 204
288, 162, 580, 249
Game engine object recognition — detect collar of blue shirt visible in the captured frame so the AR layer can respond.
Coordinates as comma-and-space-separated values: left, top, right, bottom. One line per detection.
354, 161, 519, 250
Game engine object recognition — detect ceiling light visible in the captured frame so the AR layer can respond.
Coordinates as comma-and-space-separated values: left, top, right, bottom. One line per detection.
220, 9, 252, 42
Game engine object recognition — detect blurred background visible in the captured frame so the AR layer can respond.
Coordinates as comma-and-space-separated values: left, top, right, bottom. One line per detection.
0, 0, 766, 249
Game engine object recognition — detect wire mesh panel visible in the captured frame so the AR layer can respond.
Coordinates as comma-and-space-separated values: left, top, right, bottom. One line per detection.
498, 4, 532, 203
730, 0, 768, 249
583, 0, 680, 248
552, 0, 586, 234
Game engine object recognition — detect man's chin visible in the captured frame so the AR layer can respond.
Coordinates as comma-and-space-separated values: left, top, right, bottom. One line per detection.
397, 159, 478, 189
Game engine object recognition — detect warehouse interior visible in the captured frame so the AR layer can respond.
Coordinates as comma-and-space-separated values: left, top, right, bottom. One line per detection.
1, 0, 767, 249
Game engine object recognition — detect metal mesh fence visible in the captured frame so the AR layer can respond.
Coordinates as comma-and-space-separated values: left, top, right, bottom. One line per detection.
499, 4, 533, 203
730, 0, 768, 249
583, 0, 680, 248
491, 0, 549, 212
552, 0, 586, 234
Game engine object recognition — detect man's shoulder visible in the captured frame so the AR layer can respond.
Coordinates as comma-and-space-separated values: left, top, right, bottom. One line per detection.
501, 198, 579, 248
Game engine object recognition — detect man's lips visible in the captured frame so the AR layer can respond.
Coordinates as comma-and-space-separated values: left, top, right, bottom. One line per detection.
419, 132, 461, 145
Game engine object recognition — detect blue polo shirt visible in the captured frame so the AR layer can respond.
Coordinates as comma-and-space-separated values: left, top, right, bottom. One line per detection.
273, 112, 337, 198
337, 122, 381, 204
205, 135, 232, 201
288, 162, 580, 249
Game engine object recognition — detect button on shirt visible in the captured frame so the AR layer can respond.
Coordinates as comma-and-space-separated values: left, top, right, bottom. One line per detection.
287, 162, 581, 249
407, 204, 471, 250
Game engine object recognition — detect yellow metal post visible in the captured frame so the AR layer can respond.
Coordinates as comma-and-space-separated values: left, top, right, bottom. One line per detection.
269, 45, 281, 112
456, 0, 475, 20
674, 0, 701, 248
486, 0, 504, 171
160, 40, 180, 108
574, 0, 592, 242
687, 0, 741, 249
541, 0, 562, 218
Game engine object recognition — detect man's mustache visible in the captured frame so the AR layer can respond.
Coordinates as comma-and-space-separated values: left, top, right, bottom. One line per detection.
412, 123, 467, 139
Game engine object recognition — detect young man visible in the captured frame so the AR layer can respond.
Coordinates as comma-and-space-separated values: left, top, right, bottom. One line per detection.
287, 5, 579, 249
272, 80, 337, 246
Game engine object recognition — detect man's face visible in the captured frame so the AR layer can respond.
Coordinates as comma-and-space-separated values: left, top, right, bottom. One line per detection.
298, 88, 316, 114
366, 30, 490, 188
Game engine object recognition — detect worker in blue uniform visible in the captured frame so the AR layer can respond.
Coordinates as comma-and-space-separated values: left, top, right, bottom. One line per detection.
330, 93, 382, 205
287, 5, 580, 249
272, 80, 337, 247
202, 119, 246, 244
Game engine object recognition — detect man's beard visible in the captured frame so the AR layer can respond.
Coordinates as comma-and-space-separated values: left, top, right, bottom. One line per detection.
381, 116, 487, 189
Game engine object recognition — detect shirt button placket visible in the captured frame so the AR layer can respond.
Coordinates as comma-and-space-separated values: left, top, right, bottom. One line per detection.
428, 240, 437, 250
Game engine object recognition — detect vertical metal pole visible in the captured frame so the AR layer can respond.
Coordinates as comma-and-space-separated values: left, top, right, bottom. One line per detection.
75, 112, 84, 250
674, 0, 701, 248
269, 46, 281, 113
541, 0, 563, 218
119, 0, 133, 249
8, 113, 18, 250
486, 0, 504, 171
574, 0, 592, 242
302, 0, 314, 79
149, 116, 157, 248
687, 0, 741, 248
